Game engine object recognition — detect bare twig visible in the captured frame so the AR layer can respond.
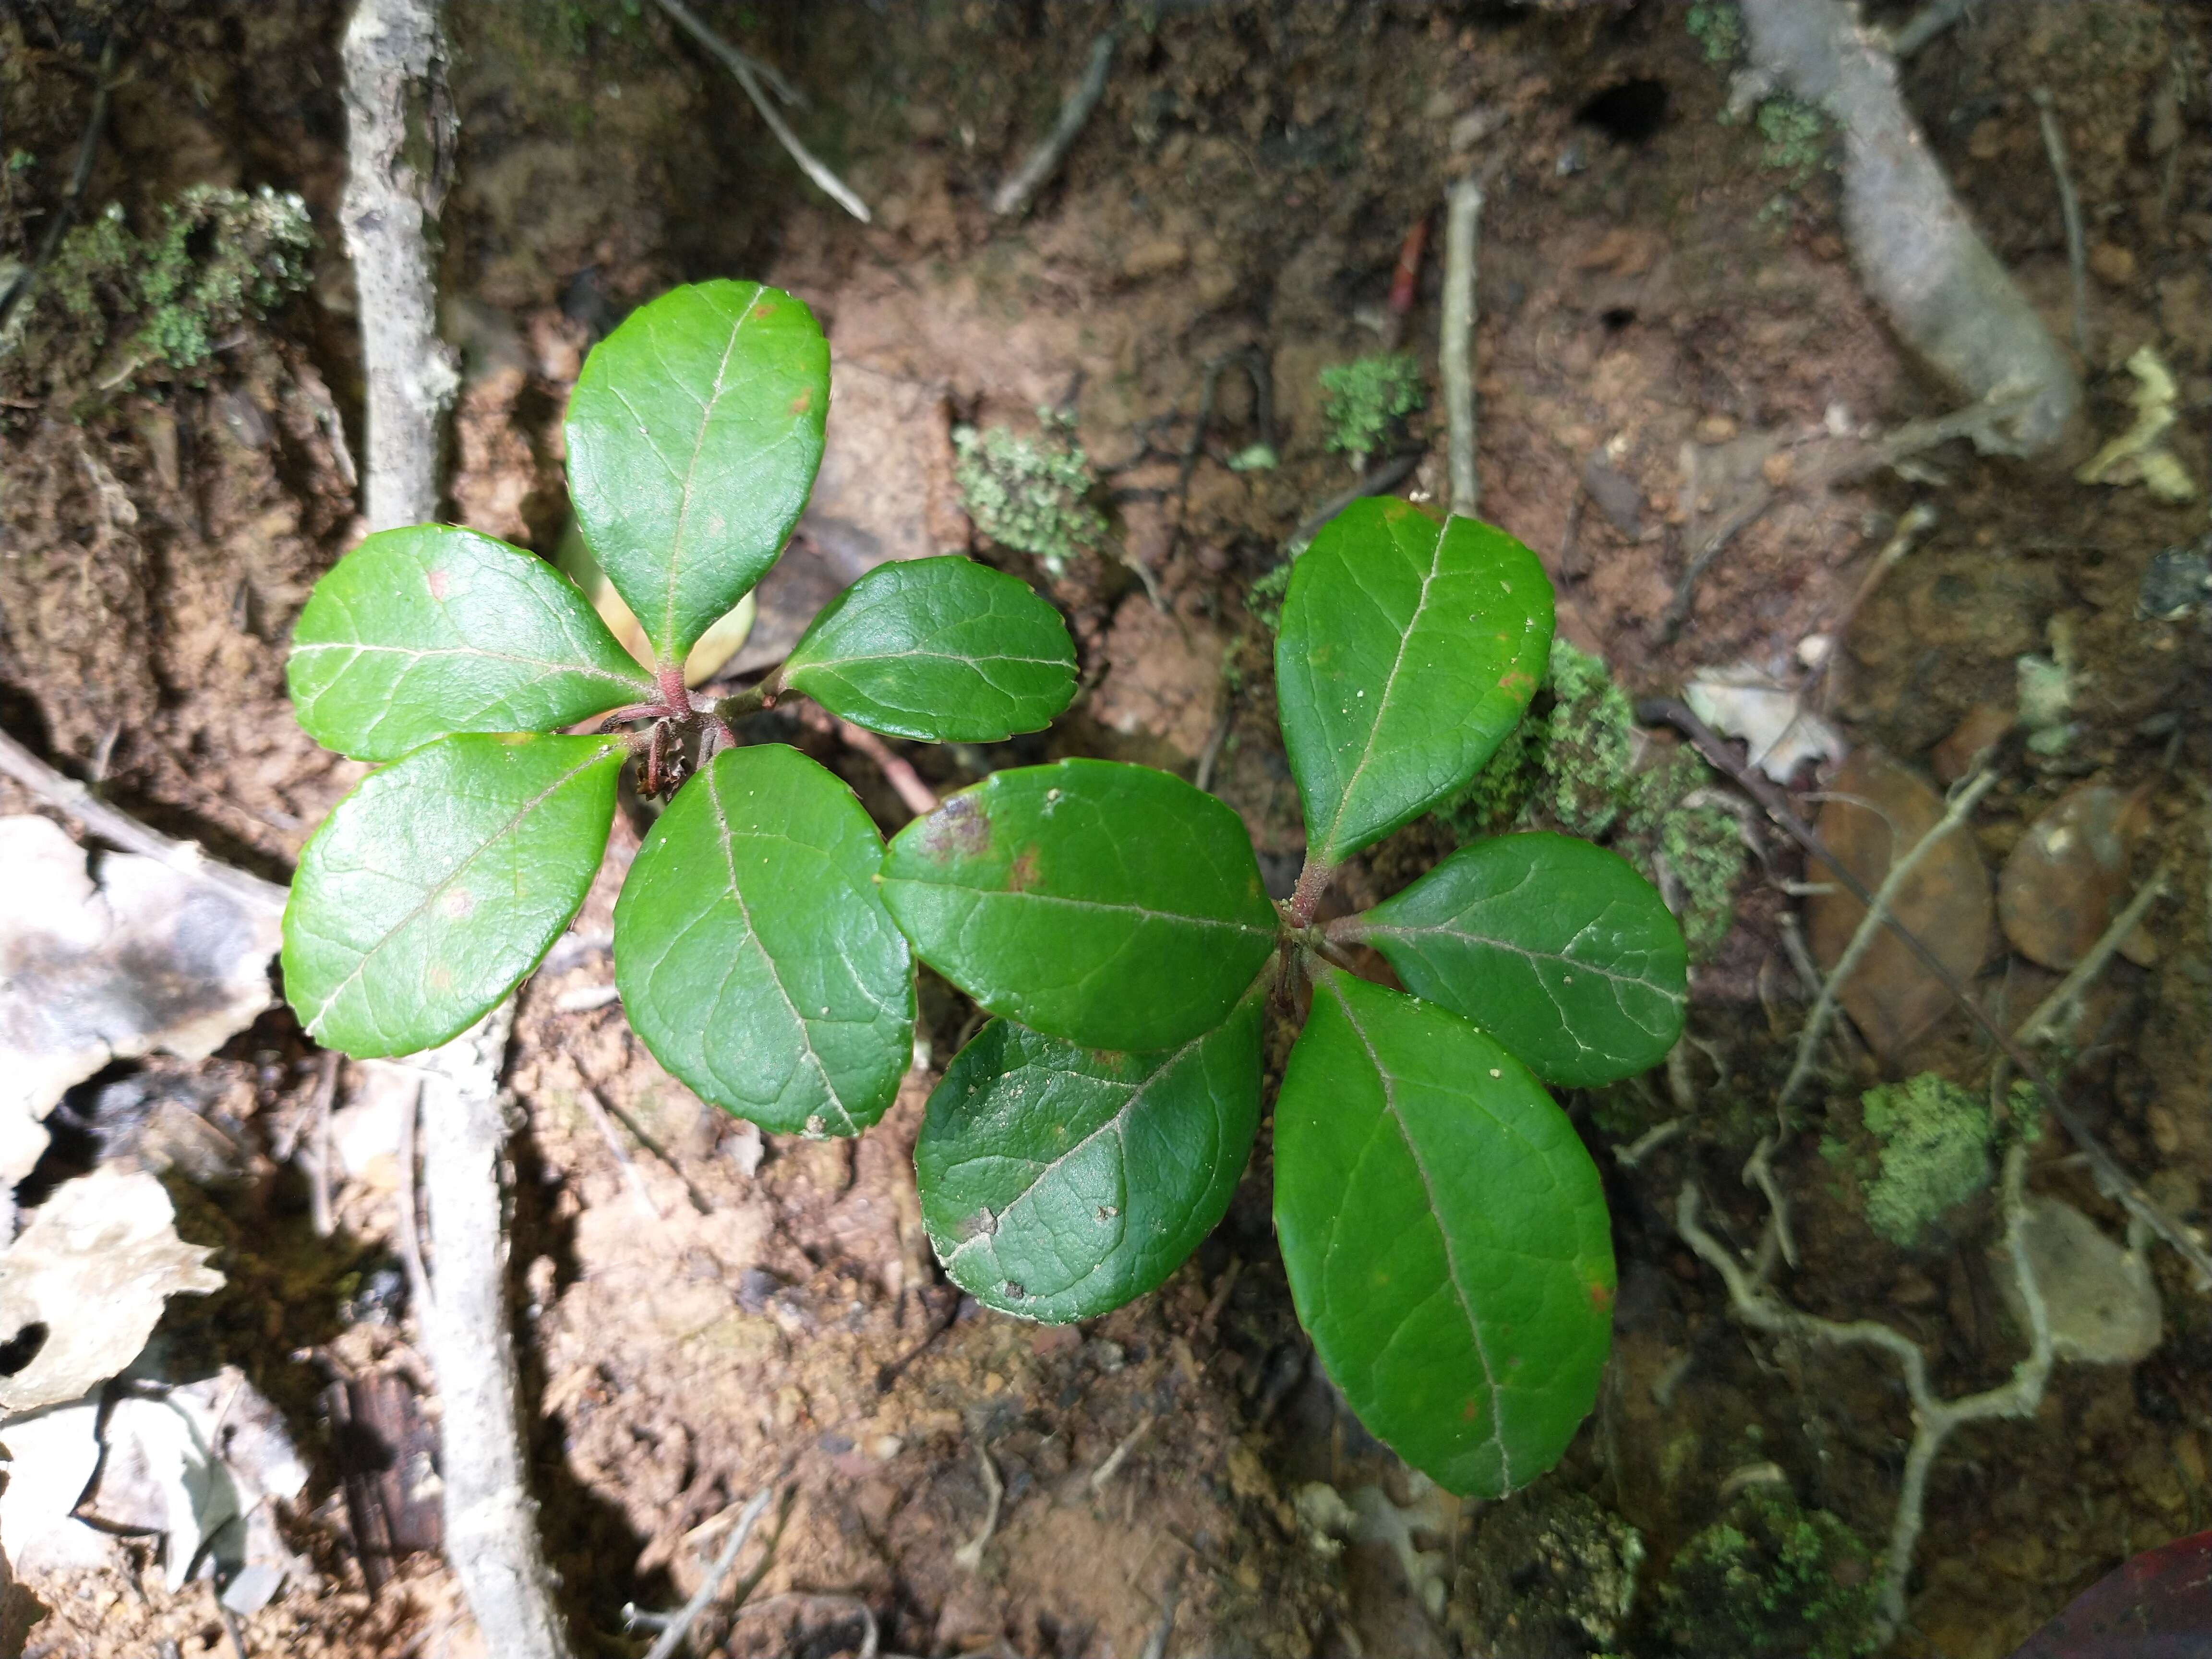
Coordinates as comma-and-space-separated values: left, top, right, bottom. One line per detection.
0, 726, 287, 917
413, 1008, 577, 1659
1286, 451, 1424, 560
953, 1442, 1003, 1571
2015, 861, 2172, 1047
1885, 0, 1976, 59
1440, 177, 1483, 518
341, 0, 459, 529
991, 32, 1117, 218
551, 981, 622, 1013
1639, 696, 2212, 1291
1741, 1134, 1798, 1270
1611, 1117, 1685, 1169
1773, 767, 1997, 1123
1089, 1414, 1154, 1495
1677, 1145, 2052, 1639
308, 1050, 341, 1239
391, 1071, 433, 1318
651, 0, 870, 222
795, 702, 938, 817
2032, 89, 2090, 358
0, 34, 116, 338
580, 1086, 661, 1221
642, 1488, 775, 1659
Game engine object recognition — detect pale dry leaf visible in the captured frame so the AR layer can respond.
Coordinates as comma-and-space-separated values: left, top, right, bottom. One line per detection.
1683, 662, 1844, 783
0, 817, 279, 1183
0, 1168, 224, 1413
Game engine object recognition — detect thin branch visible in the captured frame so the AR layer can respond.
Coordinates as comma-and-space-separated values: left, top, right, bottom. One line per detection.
1089, 1414, 1154, 1494
952, 1442, 1003, 1572
794, 702, 938, 817
991, 32, 1117, 218
308, 1050, 341, 1239
1677, 1144, 2051, 1640
580, 1085, 661, 1221
2015, 861, 2171, 1047
642, 1488, 775, 1659
1612, 1117, 1684, 1169
1885, 0, 1976, 59
0, 726, 287, 917
1639, 696, 2212, 1291
651, 0, 870, 223
0, 34, 116, 338
1774, 767, 1997, 1123
2032, 89, 2090, 359
1441, 177, 1483, 519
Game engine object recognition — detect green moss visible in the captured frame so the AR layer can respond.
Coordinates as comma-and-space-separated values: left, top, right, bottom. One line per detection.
18, 185, 312, 393
1687, 1, 1744, 63
1319, 352, 1423, 468
1755, 96, 1831, 183
1657, 1483, 1882, 1659
1839, 1074, 1994, 1248
1244, 559, 1294, 631
1440, 641, 1744, 961
952, 409, 1107, 578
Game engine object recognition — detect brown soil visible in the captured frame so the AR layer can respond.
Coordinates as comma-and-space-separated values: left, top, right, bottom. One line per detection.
2, 3, 2207, 1657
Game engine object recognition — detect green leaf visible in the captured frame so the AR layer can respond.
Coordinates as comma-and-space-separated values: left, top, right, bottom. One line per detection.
286, 525, 655, 762
613, 745, 913, 1137
915, 990, 1263, 1322
781, 556, 1077, 742
565, 281, 829, 661
1343, 833, 1687, 1087
879, 759, 1278, 1051
283, 733, 623, 1057
1273, 966, 1614, 1499
1276, 499, 1553, 865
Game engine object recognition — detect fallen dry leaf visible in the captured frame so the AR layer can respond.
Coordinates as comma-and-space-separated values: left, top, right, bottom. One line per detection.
0, 816, 278, 1184
1807, 749, 1992, 1059
0, 1168, 224, 1414
1997, 783, 2152, 971
1684, 662, 1844, 783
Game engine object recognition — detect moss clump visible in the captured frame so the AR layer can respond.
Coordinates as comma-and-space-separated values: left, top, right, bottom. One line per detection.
1755, 96, 1831, 183
1443, 641, 1744, 960
1826, 1074, 1994, 1248
1657, 1483, 1882, 1659
1319, 352, 1423, 468
1687, 1, 1744, 63
952, 409, 1107, 577
14, 185, 313, 393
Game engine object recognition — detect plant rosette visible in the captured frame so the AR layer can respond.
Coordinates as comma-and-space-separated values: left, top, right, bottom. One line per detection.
282, 284, 1686, 1503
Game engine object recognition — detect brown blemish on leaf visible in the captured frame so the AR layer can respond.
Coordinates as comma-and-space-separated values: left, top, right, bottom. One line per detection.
1587, 1280, 1613, 1313
427, 567, 450, 601
1462, 1397, 1479, 1420
748, 298, 779, 321
1007, 844, 1042, 891
918, 794, 991, 862
1499, 668, 1538, 696
439, 888, 475, 920
788, 388, 813, 416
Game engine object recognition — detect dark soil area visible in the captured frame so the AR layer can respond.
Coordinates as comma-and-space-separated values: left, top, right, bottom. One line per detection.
1, 3, 2206, 1657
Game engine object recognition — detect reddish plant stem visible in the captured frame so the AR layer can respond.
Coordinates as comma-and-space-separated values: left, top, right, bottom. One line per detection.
1387, 217, 1429, 317
1286, 855, 1334, 929
654, 659, 689, 713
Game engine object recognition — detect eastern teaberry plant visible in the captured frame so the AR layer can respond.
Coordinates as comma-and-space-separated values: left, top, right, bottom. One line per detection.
279, 279, 1078, 1134
281, 280, 1689, 1504
890, 495, 1688, 1498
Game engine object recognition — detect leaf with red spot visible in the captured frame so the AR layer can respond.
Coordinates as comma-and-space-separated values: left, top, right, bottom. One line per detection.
282, 733, 624, 1057
287, 525, 654, 762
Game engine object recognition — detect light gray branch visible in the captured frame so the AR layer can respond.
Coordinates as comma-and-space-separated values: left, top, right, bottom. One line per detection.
341, 0, 460, 530
991, 32, 1116, 219
1441, 177, 1483, 519
414, 1007, 577, 1659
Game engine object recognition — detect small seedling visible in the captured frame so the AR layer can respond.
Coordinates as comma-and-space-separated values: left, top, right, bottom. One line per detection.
283, 283, 1686, 1503
891, 496, 1686, 1499
281, 280, 1078, 1135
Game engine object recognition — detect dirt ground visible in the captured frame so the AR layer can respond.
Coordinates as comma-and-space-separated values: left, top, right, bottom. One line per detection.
1, 1, 2207, 1656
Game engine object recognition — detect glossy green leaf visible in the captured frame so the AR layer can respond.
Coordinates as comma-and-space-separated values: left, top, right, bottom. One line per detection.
565, 280, 829, 661
1274, 966, 1614, 1499
286, 525, 654, 762
1342, 833, 1687, 1087
283, 733, 623, 1057
916, 989, 1263, 1322
613, 745, 913, 1137
1276, 499, 1553, 865
781, 556, 1077, 742
879, 759, 1278, 1051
